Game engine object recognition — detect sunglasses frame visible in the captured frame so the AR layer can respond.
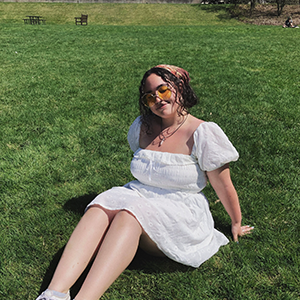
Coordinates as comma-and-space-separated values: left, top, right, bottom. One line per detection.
142, 85, 172, 108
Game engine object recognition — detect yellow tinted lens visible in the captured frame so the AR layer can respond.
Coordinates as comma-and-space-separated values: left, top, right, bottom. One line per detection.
146, 94, 156, 107
143, 94, 156, 107
157, 86, 172, 100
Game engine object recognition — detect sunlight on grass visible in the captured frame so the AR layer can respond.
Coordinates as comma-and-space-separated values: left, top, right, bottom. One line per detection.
0, 2, 241, 25
0, 3, 299, 299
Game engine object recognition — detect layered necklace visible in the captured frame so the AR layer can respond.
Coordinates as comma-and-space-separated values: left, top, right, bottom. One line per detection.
158, 114, 188, 146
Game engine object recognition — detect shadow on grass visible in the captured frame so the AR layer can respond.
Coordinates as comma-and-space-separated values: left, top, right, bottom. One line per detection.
193, 4, 233, 21
214, 217, 232, 240
64, 193, 98, 215
39, 194, 191, 296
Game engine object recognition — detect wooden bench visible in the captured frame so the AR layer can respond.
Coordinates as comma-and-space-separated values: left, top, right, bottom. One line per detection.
75, 14, 88, 26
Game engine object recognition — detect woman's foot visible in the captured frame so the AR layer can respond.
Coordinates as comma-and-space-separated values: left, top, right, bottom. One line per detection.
36, 289, 70, 300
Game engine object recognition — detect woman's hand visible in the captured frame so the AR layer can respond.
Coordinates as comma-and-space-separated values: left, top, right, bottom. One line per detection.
232, 223, 254, 242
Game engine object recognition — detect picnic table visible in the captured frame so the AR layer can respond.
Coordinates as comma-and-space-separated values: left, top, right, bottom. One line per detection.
23, 16, 46, 25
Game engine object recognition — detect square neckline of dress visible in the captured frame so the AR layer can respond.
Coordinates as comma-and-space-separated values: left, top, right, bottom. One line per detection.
137, 121, 207, 157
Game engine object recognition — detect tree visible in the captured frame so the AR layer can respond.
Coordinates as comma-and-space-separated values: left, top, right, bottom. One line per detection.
276, 0, 286, 16
249, 0, 256, 16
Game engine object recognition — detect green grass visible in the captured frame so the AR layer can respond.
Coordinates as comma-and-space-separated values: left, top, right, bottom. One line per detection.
0, 2, 239, 25
0, 3, 300, 300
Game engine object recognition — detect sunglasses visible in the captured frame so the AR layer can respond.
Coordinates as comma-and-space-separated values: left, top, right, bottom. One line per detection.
142, 85, 172, 108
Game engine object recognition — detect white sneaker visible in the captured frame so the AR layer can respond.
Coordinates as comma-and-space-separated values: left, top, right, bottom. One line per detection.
36, 289, 71, 300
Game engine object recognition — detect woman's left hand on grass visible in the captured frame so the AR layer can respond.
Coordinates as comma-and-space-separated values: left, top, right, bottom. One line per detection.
232, 223, 254, 242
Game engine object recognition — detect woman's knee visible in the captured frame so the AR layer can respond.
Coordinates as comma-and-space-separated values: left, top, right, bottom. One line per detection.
114, 210, 138, 223
113, 211, 163, 256
86, 205, 120, 223
113, 210, 143, 233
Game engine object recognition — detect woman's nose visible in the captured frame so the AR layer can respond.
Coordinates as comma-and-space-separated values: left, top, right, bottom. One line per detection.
154, 91, 163, 102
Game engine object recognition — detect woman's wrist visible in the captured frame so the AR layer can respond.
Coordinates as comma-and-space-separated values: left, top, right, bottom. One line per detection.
231, 219, 242, 226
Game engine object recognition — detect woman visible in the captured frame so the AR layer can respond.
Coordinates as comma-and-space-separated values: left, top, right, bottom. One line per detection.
36, 65, 253, 300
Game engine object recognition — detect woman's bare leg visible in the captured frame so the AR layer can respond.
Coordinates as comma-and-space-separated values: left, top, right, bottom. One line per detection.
74, 210, 142, 300
48, 206, 115, 294
139, 232, 165, 257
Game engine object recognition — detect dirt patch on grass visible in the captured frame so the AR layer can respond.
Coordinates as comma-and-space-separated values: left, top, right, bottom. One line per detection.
230, 4, 300, 26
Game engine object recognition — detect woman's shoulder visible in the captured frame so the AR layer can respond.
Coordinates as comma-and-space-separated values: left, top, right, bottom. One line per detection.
188, 115, 205, 131
192, 119, 235, 152
192, 119, 223, 136
191, 120, 239, 171
193, 121, 235, 149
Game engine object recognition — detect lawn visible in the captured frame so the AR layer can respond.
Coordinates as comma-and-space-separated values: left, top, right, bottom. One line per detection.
0, 2, 238, 25
0, 3, 299, 300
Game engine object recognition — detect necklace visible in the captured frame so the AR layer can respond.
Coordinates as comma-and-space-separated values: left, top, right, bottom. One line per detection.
159, 114, 188, 146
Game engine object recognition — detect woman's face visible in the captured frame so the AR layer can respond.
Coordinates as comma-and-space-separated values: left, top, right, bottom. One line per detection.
143, 73, 180, 119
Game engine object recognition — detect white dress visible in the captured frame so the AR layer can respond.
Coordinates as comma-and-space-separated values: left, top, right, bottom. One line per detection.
87, 116, 239, 268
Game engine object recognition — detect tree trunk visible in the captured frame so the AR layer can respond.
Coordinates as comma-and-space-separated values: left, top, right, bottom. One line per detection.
250, 0, 256, 16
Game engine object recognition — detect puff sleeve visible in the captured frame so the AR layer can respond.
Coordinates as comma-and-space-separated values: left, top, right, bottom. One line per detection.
193, 122, 239, 172
127, 116, 141, 152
